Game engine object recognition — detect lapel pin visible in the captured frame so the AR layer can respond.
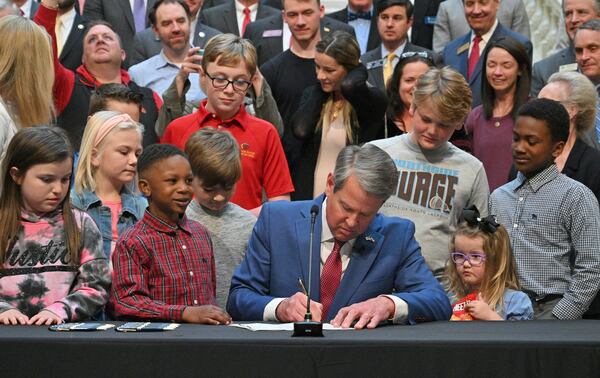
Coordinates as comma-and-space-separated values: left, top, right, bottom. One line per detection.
365, 236, 375, 243
199, 31, 206, 38
323, 27, 331, 33
77, 24, 84, 29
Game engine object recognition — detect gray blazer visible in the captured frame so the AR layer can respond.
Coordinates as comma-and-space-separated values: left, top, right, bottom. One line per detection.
244, 15, 356, 67
199, 0, 279, 36
84, 0, 158, 68
130, 22, 221, 66
432, 0, 530, 53
530, 47, 577, 97
361, 43, 438, 92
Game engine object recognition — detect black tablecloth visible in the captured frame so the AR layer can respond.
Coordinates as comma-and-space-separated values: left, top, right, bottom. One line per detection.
2, 320, 599, 377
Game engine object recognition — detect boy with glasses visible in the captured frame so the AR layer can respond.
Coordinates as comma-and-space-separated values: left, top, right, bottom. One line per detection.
161, 34, 294, 212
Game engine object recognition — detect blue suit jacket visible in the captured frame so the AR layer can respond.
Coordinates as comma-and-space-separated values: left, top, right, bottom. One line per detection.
442, 23, 532, 108
227, 195, 451, 323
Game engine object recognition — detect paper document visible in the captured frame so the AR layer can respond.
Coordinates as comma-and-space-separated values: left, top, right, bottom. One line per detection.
229, 323, 354, 331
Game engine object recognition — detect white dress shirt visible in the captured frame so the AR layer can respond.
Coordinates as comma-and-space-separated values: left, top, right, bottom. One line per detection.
469, 19, 498, 56
235, 0, 258, 36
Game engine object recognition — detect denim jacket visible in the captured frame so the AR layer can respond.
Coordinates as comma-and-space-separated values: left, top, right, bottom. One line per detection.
71, 187, 148, 259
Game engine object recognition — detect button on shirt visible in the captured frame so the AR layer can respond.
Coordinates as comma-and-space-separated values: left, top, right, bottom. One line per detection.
128, 50, 206, 104
109, 210, 217, 321
490, 164, 600, 319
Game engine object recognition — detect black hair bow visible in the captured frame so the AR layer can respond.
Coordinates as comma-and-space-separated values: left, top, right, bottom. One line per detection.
461, 205, 499, 234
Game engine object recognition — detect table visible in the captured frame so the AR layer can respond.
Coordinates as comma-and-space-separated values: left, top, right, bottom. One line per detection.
1, 320, 599, 377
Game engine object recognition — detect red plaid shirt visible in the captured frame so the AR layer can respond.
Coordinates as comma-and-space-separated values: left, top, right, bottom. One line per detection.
109, 210, 216, 321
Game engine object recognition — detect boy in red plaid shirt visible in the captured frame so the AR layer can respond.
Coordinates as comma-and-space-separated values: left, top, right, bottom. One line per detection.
108, 144, 231, 324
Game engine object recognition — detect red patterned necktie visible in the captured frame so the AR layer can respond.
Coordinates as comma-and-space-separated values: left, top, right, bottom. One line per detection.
467, 35, 482, 80
241, 7, 251, 36
320, 239, 344, 320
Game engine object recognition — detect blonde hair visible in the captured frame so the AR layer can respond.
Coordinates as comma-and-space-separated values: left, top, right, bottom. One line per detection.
547, 71, 598, 133
412, 66, 472, 125
0, 16, 54, 128
445, 223, 520, 310
75, 111, 144, 193
202, 33, 257, 77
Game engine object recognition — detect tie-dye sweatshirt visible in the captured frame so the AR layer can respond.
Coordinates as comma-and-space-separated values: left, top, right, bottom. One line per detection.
0, 208, 111, 321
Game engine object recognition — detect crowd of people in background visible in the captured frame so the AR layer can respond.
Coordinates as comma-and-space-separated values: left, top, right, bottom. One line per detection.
0, 0, 599, 327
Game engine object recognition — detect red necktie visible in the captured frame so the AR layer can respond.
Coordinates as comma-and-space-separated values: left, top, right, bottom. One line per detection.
241, 7, 251, 36
467, 35, 482, 80
320, 239, 344, 320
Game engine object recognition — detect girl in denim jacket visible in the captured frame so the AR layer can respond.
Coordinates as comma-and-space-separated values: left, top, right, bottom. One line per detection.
72, 111, 147, 264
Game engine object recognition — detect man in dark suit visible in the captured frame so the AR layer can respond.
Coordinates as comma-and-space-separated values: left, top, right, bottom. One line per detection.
228, 144, 451, 326
531, 0, 599, 97
130, 0, 219, 65
244, 13, 355, 67
84, 0, 157, 68
55, 0, 88, 71
410, 0, 442, 50
199, 0, 278, 36
327, 0, 380, 54
442, 0, 532, 108
361, 0, 434, 92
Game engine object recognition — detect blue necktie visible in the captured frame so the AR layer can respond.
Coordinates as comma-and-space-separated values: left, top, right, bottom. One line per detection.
133, 0, 146, 33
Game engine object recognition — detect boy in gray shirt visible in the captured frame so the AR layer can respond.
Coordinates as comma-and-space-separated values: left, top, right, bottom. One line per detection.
370, 67, 489, 278
185, 128, 257, 307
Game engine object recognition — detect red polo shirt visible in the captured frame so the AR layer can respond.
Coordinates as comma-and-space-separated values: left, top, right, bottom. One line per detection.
161, 101, 294, 210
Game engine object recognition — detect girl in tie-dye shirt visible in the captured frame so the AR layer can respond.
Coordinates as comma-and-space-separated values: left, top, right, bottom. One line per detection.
0, 127, 110, 325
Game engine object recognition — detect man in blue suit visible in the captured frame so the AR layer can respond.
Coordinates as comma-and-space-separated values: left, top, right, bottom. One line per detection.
227, 144, 451, 329
442, 0, 532, 108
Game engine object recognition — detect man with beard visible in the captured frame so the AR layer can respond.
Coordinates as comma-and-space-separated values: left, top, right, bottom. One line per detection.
129, 0, 206, 103
130, 0, 219, 65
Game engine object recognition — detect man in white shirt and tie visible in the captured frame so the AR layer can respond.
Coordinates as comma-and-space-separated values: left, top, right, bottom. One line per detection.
361, 0, 435, 92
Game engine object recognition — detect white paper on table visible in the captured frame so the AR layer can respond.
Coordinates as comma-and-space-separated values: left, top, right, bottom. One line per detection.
229, 323, 354, 331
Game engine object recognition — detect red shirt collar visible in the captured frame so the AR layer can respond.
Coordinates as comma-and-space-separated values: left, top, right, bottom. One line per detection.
75, 65, 132, 88
195, 99, 247, 131
142, 209, 193, 235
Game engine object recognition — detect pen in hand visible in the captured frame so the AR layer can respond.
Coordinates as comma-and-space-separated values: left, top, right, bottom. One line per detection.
298, 277, 308, 296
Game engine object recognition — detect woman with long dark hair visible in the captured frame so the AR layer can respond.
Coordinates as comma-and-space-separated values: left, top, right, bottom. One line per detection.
383, 52, 435, 138
464, 36, 531, 191
291, 31, 387, 200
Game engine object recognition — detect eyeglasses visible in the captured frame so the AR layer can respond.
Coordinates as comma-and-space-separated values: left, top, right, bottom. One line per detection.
205, 72, 252, 92
451, 252, 486, 267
